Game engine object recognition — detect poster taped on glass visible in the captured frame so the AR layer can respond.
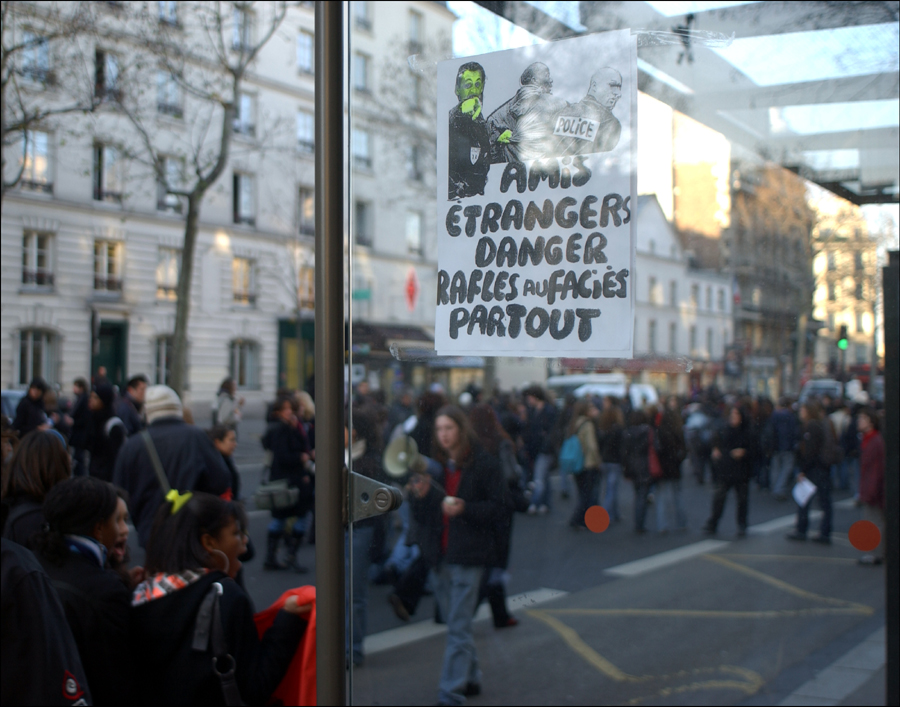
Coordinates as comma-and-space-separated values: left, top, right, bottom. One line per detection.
435, 29, 637, 357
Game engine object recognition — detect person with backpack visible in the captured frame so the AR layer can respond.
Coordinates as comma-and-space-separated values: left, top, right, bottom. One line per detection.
561, 399, 601, 529
787, 401, 834, 544
130, 492, 312, 706
702, 405, 754, 537
88, 383, 126, 482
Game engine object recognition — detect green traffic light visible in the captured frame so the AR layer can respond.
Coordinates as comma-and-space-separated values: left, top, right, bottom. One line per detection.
838, 339, 848, 350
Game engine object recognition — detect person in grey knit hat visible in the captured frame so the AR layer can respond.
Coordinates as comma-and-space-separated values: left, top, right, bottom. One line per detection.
113, 386, 232, 548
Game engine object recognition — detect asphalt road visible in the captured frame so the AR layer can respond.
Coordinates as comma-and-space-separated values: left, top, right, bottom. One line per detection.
128, 423, 886, 705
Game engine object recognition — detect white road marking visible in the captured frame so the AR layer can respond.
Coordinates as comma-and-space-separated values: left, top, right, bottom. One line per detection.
364, 587, 568, 655
604, 539, 730, 577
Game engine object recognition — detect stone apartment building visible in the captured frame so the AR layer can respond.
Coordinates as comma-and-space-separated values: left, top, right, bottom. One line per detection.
1, 0, 453, 408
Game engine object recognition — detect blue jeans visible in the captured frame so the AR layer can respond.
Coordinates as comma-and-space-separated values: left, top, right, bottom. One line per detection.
656, 479, 686, 532
603, 463, 622, 521
346, 524, 375, 665
435, 564, 482, 705
268, 515, 306, 535
771, 451, 796, 496
531, 453, 554, 509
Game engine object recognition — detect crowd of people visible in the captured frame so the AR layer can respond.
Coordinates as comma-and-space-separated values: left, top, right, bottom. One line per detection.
0, 370, 887, 706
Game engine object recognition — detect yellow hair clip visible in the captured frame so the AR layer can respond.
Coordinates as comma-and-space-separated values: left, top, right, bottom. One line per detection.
166, 489, 193, 515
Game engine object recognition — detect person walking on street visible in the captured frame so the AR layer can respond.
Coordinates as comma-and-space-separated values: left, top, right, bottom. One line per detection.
856, 407, 885, 565
622, 410, 653, 534
770, 398, 799, 500
703, 406, 753, 537
214, 377, 244, 433
115, 375, 148, 436
598, 398, 625, 522
655, 402, 687, 534
11, 378, 50, 438
69, 378, 91, 476
786, 401, 834, 544
113, 385, 233, 549
523, 386, 557, 515
88, 383, 127, 482
566, 399, 601, 529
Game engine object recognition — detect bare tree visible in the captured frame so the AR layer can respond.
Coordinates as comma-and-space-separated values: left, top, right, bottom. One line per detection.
113, 1, 287, 397
0, 1, 97, 203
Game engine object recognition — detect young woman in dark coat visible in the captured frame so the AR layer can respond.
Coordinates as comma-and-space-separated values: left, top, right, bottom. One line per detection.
786, 401, 833, 543
703, 405, 754, 536
1, 430, 71, 548
130, 492, 311, 706
622, 410, 653, 533
87, 383, 126, 482
655, 401, 687, 533
34, 477, 136, 705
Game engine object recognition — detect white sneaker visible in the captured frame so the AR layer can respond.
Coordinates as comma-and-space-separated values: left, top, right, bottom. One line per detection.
538, 504, 549, 515
527, 504, 537, 515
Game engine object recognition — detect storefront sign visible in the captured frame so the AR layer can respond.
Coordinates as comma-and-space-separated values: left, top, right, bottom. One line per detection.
435, 30, 637, 357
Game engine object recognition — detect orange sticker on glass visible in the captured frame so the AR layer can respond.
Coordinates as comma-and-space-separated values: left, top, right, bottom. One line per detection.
849, 520, 881, 552
585, 506, 610, 533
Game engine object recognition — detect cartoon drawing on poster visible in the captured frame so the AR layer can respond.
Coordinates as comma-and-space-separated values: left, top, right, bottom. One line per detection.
436, 30, 637, 357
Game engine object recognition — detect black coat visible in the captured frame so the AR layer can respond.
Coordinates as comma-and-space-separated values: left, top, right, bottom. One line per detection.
525, 404, 558, 461
409, 446, 503, 567
656, 417, 686, 481
69, 392, 91, 449
113, 417, 233, 548
1, 539, 92, 706
598, 423, 624, 465
1, 496, 44, 549
798, 419, 829, 481
115, 394, 144, 436
131, 571, 306, 706
88, 412, 126, 482
39, 550, 135, 705
11, 394, 46, 437
712, 424, 754, 482
623, 424, 652, 483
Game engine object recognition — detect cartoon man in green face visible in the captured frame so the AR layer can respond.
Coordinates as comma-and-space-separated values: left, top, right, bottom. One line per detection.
448, 62, 495, 199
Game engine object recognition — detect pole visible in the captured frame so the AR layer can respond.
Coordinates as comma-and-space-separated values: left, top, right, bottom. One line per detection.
882, 250, 898, 707
315, 2, 346, 705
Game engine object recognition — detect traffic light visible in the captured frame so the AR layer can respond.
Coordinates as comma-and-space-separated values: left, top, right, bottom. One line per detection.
837, 324, 849, 350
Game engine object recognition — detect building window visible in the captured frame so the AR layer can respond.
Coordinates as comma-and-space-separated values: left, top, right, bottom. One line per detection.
648, 276, 657, 305
406, 211, 423, 256
296, 31, 313, 73
156, 71, 182, 117
296, 110, 314, 152
690, 284, 699, 307
407, 143, 423, 181
18, 329, 58, 386
669, 281, 677, 307
232, 7, 252, 50
93, 144, 123, 202
297, 263, 314, 310
827, 312, 835, 331
854, 251, 864, 271
856, 311, 864, 333
827, 251, 836, 271
855, 281, 863, 300
717, 288, 725, 311
158, 1, 178, 25
233, 92, 255, 136
156, 248, 180, 300
21, 31, 50, 82
93, 241, 123, 292
22, 231, 54, 287
232, 257, 256, 306
828, 282, 836, 301
855, 344, 867, 365
353, 1, 371, 31
94, 49, 119, 101
232, 173, 255, 225
155, 335, 174, 385
689, 325, 697, 354
298, 186, 315, 236
409, 10, 423, 53
352, 129, 371, 169
668, 322, 677, 353
353, 53, 370, 92
19, 130, 52, 192
648, 320, 657, 353
705, 286, 712, 310
157, 156, 183, 212
707, 328, 714, 358
229, 339, 259, 389
354, 200, 372, 246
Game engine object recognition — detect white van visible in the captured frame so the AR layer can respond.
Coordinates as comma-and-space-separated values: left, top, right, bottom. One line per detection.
573, 382, 660, 410
546, 373, 627, 399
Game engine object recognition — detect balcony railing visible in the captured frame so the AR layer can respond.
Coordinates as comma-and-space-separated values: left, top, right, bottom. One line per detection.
94, 187, 123, 203
157, 102, 183, 118
233, 212, 256, 227
22, 270, 54, 286
20, 179, 52, 194
157, 285, 177, 301
94, 276, 123, 292
233, 292, 257, 306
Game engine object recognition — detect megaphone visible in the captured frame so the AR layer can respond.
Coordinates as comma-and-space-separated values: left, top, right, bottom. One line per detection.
383, 435, 427, 478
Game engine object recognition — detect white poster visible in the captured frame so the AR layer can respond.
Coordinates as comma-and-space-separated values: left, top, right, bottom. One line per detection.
435, 30, 637, 357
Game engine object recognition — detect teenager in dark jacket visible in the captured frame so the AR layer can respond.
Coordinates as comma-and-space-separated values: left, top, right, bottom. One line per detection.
69, 378, 91, 476
261, 396, 313, 571
598, 399, 625, 522
1, 429, 71, 548
130, 492, 311, 706
87, 383, 126, 482
11, 377, 49, 437
523, 386, 558, 514
411, 405, 503, 705
622, 410, 653, 533
34, 477, 135, 705
1, 532, 92, 706
115, 375, 148, 436
703, 406, 754, 536
113, 386, 232, 549
787, 401, 833, 543
655, 402, 687, 533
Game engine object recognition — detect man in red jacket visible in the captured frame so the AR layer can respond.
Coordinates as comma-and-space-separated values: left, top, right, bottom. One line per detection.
856, 407, 885, 565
